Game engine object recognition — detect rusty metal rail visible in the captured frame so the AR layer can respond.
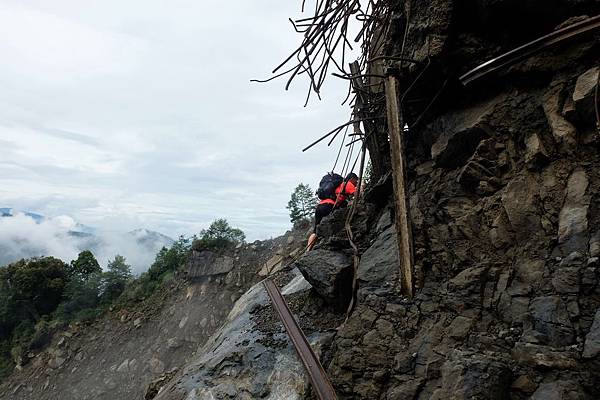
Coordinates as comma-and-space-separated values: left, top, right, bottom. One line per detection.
263, 279, 338, 400
460, 14, 600, 85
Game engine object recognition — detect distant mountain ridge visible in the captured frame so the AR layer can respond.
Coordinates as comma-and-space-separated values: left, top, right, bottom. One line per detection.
0, 208, 175, 271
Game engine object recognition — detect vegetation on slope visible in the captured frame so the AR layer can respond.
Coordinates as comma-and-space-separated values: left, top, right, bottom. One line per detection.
0, 219, 245, 381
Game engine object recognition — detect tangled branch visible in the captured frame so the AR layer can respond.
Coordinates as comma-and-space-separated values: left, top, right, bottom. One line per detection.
252, 0, 393, 106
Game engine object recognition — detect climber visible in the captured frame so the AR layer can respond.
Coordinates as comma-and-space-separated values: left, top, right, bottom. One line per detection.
307, 172, 358, 251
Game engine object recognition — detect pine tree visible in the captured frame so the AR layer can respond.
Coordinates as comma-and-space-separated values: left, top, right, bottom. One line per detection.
69, 251, 101, 280
286, 183, 317, 223
102, 255, 132, 303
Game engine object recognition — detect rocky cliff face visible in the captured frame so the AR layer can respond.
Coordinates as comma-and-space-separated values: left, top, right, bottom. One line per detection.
2, 2, 599, 400
149, 2, 600, 400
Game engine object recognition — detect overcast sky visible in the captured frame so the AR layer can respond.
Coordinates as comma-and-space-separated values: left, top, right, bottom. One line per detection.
0, 1, 358, 240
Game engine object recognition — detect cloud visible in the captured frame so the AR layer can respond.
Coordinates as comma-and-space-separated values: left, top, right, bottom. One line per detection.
0, 0, 359, 242
0, 212, 172, 275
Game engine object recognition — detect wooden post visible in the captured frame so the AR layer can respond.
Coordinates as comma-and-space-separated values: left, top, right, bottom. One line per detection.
384, 74, 414, 298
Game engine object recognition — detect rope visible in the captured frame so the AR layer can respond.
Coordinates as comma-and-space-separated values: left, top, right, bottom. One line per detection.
595, 65, 600, 131
331, 124, 349, 172
343, 142, 367, 322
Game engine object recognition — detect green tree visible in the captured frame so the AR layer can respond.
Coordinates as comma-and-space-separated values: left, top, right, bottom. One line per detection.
54, 271, 102, 323
193, 219, 245, 251
101, 255, 132, 303
0, 257, 69, 318
147, 236, 190, 281
69, 251, 101, 280
286, 183, 317, 223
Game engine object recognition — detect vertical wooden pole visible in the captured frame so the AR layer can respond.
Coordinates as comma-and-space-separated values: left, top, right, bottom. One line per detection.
384, 74, 414, 298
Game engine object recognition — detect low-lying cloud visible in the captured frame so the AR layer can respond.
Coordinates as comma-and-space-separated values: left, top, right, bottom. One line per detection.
0, 212, 173, 275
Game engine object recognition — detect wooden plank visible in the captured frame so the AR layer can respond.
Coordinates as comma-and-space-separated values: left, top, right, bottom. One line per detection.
384, 74, 414, 298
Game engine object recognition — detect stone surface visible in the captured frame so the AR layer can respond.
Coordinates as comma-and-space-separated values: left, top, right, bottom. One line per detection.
558, 169, 590, 253
583, 310, 600, 358
357, 225, 398, 294
153, 273, 335, 400
525, 131, 549, 167
552, 267, 579, 294
530, 380, 585, 400
512, 342, 577, 369
525, 296, 575, 346
295, 248, 353, 308
572, 66, 599, 124
511, 375, 538, 394
430, 351, 511, 400
429, 97, 498, 169
501, 175, 541, 238
187, 251, 235, 278
543, 86, 578, 150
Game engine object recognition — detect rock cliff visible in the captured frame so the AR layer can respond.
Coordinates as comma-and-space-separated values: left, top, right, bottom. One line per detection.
2, 1, 599, 399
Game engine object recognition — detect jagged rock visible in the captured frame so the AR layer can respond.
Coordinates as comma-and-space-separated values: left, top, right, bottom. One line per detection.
429, 96, 500, 169
525, 296, 575, 346
498, 294, 530, 324
385, 379, 424, 399
589, 231, 600, 257
295, 249, 353, 309
572, 66, 599, 125
512, 342, 577, 369
133, 318, 142, 328
543, 86, 578, 150
559, 251, 584, 267
357, 225, 398, 295
511, 375, 538, 394
583, 310, 600, 358
514, 259, 546, 291
187, 251, 234, 278
552, 267, 579, 294
430, 351, 511, 400
501, 175, 541, 238
448, 316, 473, 340
558, 169, 590, 253
530, 380, 585, 400
525, 132, 549, 167
153, 273, 325, 400
144, 368, 179, 400
315, 207, 348, 241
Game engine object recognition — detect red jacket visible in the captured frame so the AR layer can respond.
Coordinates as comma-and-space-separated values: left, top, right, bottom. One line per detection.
319, 181, 357, 205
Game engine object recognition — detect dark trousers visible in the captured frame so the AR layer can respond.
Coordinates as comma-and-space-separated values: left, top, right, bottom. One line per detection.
314, 203, 334, 233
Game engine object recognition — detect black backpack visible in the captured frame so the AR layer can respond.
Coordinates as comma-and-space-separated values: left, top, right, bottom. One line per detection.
317, 172, 344, 200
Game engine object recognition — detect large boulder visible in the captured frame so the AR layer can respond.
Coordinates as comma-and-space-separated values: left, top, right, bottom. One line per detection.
187, 251, 234, 278
357, 224, 399, 296
294, 249, 353, 310
153, 272, 328, 400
